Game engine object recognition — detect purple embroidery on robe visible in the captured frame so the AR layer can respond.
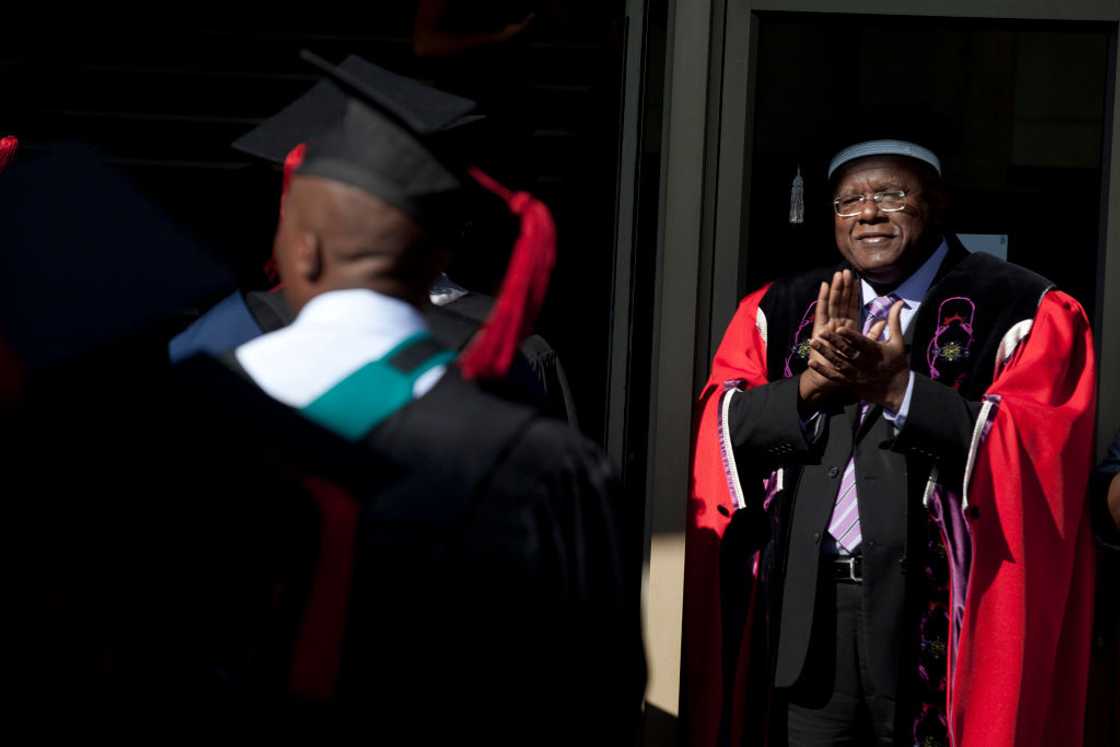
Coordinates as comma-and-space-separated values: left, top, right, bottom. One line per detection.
762, 470, 781, 512
914, 702, 949, 747
915, 483, 974, 747
783, 300, 818, 378
911, 508, 951, 747
927, 296, 976, 389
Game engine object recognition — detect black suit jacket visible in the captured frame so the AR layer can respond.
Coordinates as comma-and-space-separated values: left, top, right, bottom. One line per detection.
726, 252, 992, 697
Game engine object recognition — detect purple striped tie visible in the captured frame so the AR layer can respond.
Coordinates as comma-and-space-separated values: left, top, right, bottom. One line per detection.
827, 293, 899, 554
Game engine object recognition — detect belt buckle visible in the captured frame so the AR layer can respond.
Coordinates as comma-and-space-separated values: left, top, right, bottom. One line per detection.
838, 556, 862, 583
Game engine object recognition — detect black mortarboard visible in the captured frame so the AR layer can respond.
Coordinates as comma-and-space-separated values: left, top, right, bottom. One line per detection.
231, 55, 492, 288
0, 144, 233, 369
293, 52, 488, 225
231, 55, 482, 166
293, 51, 557, 381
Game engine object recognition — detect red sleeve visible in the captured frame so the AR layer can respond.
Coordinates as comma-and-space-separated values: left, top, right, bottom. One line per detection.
953, 290, 1097, 747
683, 284, 770, 747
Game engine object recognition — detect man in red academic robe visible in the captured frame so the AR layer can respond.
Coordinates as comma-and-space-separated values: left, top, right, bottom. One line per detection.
685, 138, 1097, 746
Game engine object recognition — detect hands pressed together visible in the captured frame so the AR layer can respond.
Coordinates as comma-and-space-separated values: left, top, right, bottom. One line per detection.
796, 269, 911, 414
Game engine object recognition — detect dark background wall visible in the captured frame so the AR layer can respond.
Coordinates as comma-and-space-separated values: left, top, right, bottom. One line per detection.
745, 14, 1112, 323
0, 4, 628, 443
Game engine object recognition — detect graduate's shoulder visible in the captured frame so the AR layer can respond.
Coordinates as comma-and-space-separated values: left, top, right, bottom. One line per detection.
402, 371, 616, 514
494, 415, 618, 501
509, 416, 611, 468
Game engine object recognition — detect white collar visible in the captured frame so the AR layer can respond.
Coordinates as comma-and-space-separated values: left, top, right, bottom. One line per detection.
295, 287, 428, 337
235, 288, 435, 409
860, 239, 949, 308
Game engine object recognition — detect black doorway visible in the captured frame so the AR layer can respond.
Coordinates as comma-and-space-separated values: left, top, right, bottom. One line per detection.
744, 13, 1113, 325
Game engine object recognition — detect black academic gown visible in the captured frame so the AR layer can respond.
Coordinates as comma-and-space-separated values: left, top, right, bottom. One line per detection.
8, 346, 332, 719
330, 366, 641, 743
11, 351, 641, 741
209, 353, 642, 743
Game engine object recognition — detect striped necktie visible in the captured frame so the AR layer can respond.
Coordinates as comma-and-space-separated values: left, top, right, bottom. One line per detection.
826, 293, 899, 554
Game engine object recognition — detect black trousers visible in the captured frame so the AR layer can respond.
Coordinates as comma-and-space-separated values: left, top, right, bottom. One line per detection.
782, 574, 897, 746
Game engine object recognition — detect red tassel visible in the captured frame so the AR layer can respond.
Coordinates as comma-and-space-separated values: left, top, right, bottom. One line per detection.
282, 142, 307, 199
0, 136, 19, 174
264, 143, 308, 286
458, 168, 556, 381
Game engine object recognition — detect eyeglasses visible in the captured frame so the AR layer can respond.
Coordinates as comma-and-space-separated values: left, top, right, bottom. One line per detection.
833, 190, 910, 218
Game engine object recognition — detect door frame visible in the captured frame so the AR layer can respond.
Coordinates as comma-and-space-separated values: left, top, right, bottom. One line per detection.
642, 0, 1120, 726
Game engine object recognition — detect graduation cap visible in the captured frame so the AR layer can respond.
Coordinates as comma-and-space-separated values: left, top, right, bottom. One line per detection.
231, 57, 488, 282
231, 55, 483, 166
0, 144, 233, 370
294, 51, 556, 382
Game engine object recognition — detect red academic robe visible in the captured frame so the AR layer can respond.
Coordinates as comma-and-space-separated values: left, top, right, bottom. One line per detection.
685, 287, 1096, 747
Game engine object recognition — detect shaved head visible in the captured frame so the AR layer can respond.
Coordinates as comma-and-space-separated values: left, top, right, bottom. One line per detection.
274, 175, 446, 312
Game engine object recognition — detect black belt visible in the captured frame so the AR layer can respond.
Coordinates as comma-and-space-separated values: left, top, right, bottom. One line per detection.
829, 555, 863, 583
